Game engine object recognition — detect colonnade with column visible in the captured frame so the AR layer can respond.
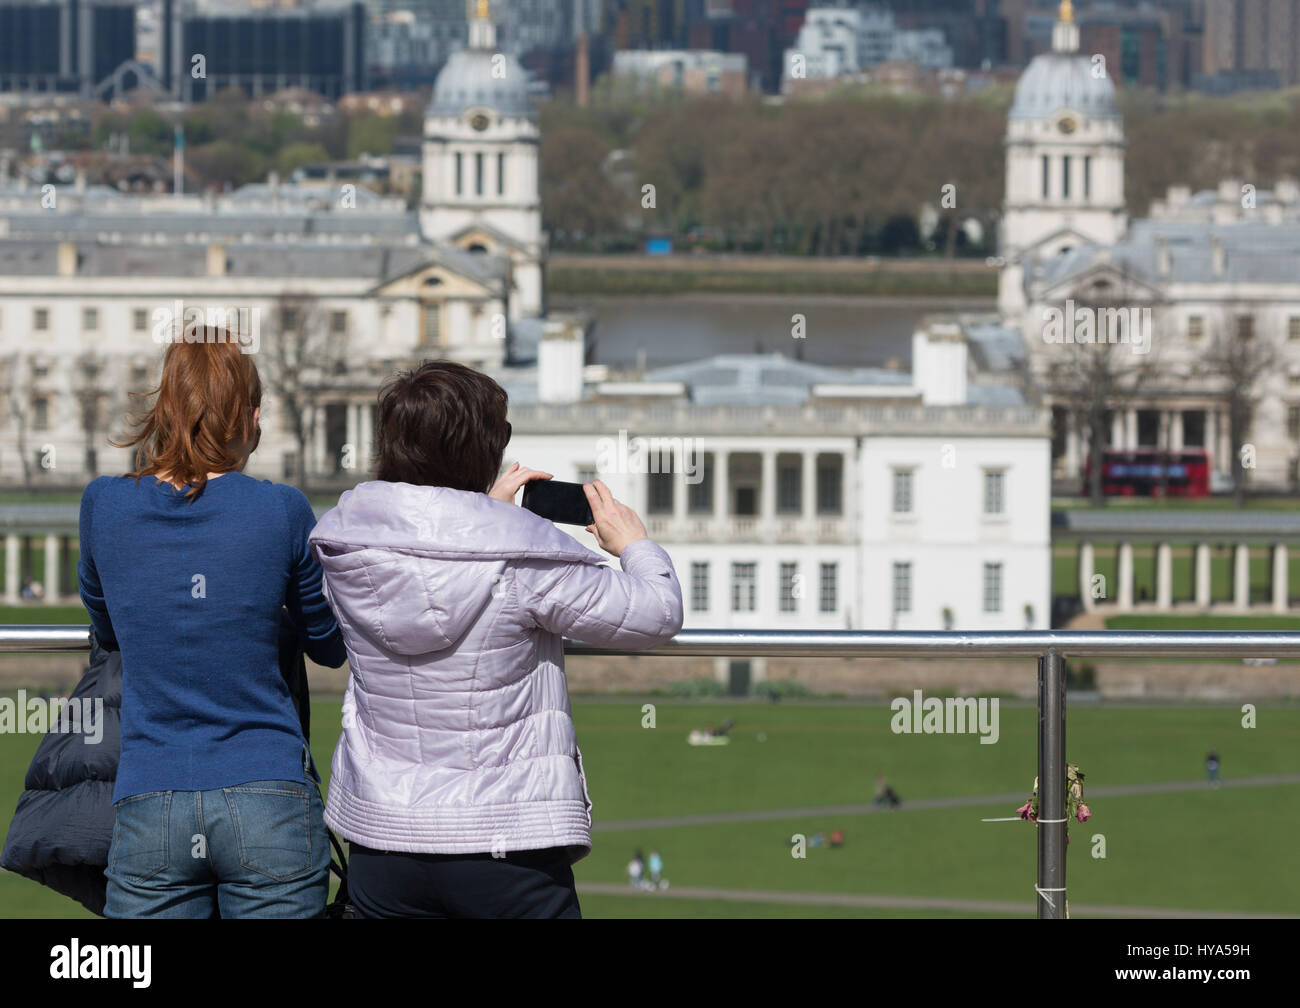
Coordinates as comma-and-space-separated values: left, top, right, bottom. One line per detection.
1077, 539, 1290, 613
3, 531, 75, 604
1059, 406, 1231, 477
652, 447, 849, 541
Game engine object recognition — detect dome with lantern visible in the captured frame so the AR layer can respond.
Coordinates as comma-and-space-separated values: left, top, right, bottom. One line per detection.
428, 0, 533, 121
1009, 0, 1118, 122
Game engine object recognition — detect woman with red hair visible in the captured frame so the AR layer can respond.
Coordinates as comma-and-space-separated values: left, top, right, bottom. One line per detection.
78, 332, 346, 918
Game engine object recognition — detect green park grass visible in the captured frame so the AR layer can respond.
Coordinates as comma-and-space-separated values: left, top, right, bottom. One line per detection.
1, 697, 1296, 918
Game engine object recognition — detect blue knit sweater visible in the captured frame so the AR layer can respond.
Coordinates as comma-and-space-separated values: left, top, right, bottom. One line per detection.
78, 472, 346, 802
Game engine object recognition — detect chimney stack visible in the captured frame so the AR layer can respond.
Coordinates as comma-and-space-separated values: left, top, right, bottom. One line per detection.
207, 244, 228, 277
538, 318, 586, 404
57, 242, 78, 276
911, 319, 967, 407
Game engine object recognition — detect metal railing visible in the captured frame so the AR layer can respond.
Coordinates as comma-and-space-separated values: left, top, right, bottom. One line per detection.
7, 625, 1300, 919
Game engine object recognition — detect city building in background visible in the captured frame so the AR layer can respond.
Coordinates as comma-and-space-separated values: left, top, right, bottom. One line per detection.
781, 4, 953, 92
158, 0, 368, 101
0, 0, 137, 98
611, 48, 748, 97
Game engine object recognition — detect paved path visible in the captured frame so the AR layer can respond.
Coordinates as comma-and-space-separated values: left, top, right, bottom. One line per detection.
575, 883, 1292, 919
592, 773, 1300, 832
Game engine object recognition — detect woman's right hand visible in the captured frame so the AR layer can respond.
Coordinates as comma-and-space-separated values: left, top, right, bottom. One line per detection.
584, 479, 648, 558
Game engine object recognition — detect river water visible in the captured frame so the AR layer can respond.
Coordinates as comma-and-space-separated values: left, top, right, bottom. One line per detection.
552, 294, 996, 370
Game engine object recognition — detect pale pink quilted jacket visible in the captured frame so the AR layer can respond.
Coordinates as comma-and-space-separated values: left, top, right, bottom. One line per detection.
308, 481, 683, 863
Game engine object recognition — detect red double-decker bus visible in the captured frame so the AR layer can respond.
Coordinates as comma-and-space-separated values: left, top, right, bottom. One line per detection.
1081, 448, 1211, 498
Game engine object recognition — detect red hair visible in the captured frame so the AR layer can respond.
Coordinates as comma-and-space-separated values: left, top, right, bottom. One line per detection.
116, 332, 263, 501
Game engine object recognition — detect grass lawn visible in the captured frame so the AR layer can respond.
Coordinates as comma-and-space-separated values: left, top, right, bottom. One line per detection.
1, 698, 1296, 918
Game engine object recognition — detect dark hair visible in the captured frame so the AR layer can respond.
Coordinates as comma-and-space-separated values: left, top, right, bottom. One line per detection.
115, 332, 262, 502
374, 360, 509, 492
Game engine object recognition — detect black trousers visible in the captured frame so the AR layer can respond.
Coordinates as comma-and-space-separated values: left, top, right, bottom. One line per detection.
346, 843, 582, 919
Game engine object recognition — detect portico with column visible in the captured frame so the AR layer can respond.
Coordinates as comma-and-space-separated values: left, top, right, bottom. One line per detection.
1056, 511, 1300, 616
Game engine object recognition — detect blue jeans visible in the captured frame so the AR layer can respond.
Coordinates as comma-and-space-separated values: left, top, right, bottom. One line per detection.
105, 753, 330, 918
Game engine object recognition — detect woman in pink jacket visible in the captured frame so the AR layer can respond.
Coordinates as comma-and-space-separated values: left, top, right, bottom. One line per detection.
309, 361, 683, 918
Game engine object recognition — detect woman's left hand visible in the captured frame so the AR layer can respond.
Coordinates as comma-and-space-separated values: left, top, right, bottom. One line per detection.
489, 462, 553, 504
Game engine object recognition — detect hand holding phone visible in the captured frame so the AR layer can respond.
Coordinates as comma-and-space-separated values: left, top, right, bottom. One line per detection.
521, 479, 595, 527
582, 480, 647, 558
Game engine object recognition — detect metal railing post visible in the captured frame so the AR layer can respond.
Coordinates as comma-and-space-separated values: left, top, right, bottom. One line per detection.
1036, 648, 1067, 919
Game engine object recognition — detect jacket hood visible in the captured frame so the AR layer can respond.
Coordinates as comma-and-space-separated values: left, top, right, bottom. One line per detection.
309, 481, 604, 654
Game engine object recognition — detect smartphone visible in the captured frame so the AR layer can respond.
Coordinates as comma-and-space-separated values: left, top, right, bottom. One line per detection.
521, 479, 595, 527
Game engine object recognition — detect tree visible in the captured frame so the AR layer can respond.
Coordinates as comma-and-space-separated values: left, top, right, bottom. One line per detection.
257, 294, 348, 491
1203, 319, 1278, 508
1042, 284, 1160, 507
73, 351, 112, 479
276, 142, 331, 178
0, 353, 33, 488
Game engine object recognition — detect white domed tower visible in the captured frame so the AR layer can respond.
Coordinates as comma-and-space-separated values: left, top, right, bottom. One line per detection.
999, 0, 1127, 317
421, 0, 544, 320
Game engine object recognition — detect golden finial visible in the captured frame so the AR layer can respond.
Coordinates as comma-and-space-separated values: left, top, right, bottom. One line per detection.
476, 0, 490, 19
1060, 0, 1074, 23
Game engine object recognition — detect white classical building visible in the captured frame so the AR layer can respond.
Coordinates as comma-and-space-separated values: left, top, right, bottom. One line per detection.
999, 1, 1300, 492
502, 321, 1051, 633
419, 2, 545, 320
0, 0, 547, 487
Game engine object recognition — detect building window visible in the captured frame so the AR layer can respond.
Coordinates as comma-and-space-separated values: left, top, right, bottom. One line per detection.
497, 152, 505, 196
691, 562, 709, 613
892, 562, 911, 614
421, 303, 441, 345
816, 458, 842, 515
280, 306, 300, 332
1062, 155, 1070, 199
455, 152, 463, 195
1083, 155, 1091, 200
983, 470, 1005, 515
1237, 315, 1254, 341
892, 469, 913, 514
734, 485, 757, 517
330, 311, 348, 335
576, 466, 596, 484
819, 563, 837, 613
33, 307, 49, 331
1289, 406, 1300, 441
983, 563, 1003, 613
688, 457, 712, 513
133, 308, 149, 332
731, 563, 756, 612
779, 562, 798, 613
647, 471, 673, 514
475, 152, 484, 196
1187, 315, 1204, 341
776, 459, 801, 513
82, 307, 98, 331
1041, 155, 1049, 198
1289, 317, 1300, 341
33, 397, 50, 431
